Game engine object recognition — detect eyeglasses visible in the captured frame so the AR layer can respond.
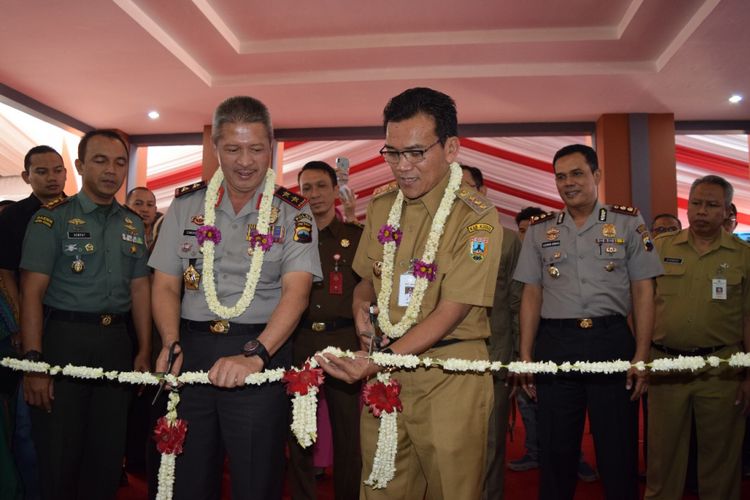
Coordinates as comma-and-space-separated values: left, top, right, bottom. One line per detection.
652, 226, 680, 235
379, 139, 441, 166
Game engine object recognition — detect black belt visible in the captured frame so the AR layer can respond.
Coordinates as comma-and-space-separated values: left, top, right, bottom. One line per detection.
306, 318, 355, 332
651, 342, 730, 357
541, 314, 625, 330
48, 309, 126, 326
432, 338, 467, 349
181, 319, 265, 335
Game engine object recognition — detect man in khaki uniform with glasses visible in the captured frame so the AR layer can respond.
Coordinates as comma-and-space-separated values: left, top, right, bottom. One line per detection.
318, 87, 501, 500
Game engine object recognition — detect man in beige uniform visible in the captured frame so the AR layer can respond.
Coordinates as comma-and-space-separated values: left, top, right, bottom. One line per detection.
647, 175, 750, 500
319, 87, 501, 500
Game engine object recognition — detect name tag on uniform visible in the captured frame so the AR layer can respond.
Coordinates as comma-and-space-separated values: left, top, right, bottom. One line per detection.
398, 273, 416, 307
712, 278, 727, 300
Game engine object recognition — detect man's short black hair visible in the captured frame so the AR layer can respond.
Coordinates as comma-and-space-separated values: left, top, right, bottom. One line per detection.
553, 144, 599, 173
24, 145, 62, 172
383, 87, 458, 144
212, 96, 273, 144
298, 161, 337, 187
126, 186, 155, 204
460, 165, 484, 189
78, 130, 129, 162
515, 206, 546, 226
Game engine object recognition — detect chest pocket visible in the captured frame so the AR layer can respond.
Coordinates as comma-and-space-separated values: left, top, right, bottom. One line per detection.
254, 243, 283, 289
656, 264, 685, 296
720, 268, 744, 301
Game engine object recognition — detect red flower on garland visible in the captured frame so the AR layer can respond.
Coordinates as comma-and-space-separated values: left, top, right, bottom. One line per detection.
412, 259, 437, 281
195, 225, 221, 246
362, 379, 403, 417
248, 229, 274, 252
377, 225, 403, 246
152, 417, 188, 455
282, 363, 324, 395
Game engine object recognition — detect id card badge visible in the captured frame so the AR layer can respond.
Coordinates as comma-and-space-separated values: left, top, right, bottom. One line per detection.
712, 278, 727, 300
329, 271, 343, 295
398, 273, 416, 307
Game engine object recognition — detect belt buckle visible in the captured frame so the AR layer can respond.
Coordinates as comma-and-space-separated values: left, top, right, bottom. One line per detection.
578, 318, 593, 329
311, 322, 325, 332
100, 314, 113, 326
209, 319, 230, 334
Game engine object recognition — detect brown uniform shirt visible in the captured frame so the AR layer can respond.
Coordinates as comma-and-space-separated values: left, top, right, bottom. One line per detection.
654, 228, 750, 349
352, 173, 502, 341
304, 216, 363, 322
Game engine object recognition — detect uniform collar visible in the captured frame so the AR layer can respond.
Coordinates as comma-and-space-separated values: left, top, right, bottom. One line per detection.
680, 227, 740, 254
321, 215, 344, 238
217, 178, 268, 219
76, 190, 123, 215
561, 200, 603, 232
403, 170, 451, 219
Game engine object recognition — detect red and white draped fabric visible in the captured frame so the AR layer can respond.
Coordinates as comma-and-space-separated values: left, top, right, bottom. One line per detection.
142, 135, 749, 233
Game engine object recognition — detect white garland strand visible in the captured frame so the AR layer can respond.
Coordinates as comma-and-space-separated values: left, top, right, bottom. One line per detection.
290, 388, 320, 448
377, 162, 463, 338
363, 372, 399, 489
155, 391, 182, 500
201, 168, 276, 319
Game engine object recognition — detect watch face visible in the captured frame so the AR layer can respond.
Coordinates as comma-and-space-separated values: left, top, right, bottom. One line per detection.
243, 339, 259, 355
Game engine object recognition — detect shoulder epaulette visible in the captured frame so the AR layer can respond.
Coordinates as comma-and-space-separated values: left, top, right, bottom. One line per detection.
609, 204, 639, 216
530, 212, 556, 225
43, 196, 70, 210
274, 186, 308, 209
456, 187, 492, 215
372, 181, 399, 199
174, 181, 206, 198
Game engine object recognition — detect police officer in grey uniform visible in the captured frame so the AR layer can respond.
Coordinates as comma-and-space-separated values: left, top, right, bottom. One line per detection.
20, 130, 152, 500
514, 144, 663, 500
149, 96, 322, 500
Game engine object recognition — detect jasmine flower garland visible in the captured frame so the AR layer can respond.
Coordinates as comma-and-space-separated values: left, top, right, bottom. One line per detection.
200, 168, 276, 319
377, 162, 463, 339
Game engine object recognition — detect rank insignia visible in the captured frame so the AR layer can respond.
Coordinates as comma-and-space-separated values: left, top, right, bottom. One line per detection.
602, 224, 616, 238
275, 187, 308, 209
84, 243, 95, 252
610, 205, 639, 216
174, 181, 206, 198
546, 228, 560, 241
68, 218, 86, 226
457, 189, 491, 214
530, 212, 556, 225
191, 214, 205, 226
470, 237, 488, 262
294, 222, 312, 243
34, 215, 54, 228
340, 238, 350, 248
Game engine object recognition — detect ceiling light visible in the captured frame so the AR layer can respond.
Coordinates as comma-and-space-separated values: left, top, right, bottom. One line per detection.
728, 94, 743, 104
148, 110, 160, 119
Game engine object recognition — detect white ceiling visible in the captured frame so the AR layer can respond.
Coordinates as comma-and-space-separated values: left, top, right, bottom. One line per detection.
0, 0, 748, 136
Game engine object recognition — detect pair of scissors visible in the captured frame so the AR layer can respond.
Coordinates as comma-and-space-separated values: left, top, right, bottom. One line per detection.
367, 304, 382, 356
152, 341, 180, 405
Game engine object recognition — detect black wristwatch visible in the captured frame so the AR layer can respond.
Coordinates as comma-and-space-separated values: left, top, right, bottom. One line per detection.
22, 350, 43, 362
241, 339, 270, 368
